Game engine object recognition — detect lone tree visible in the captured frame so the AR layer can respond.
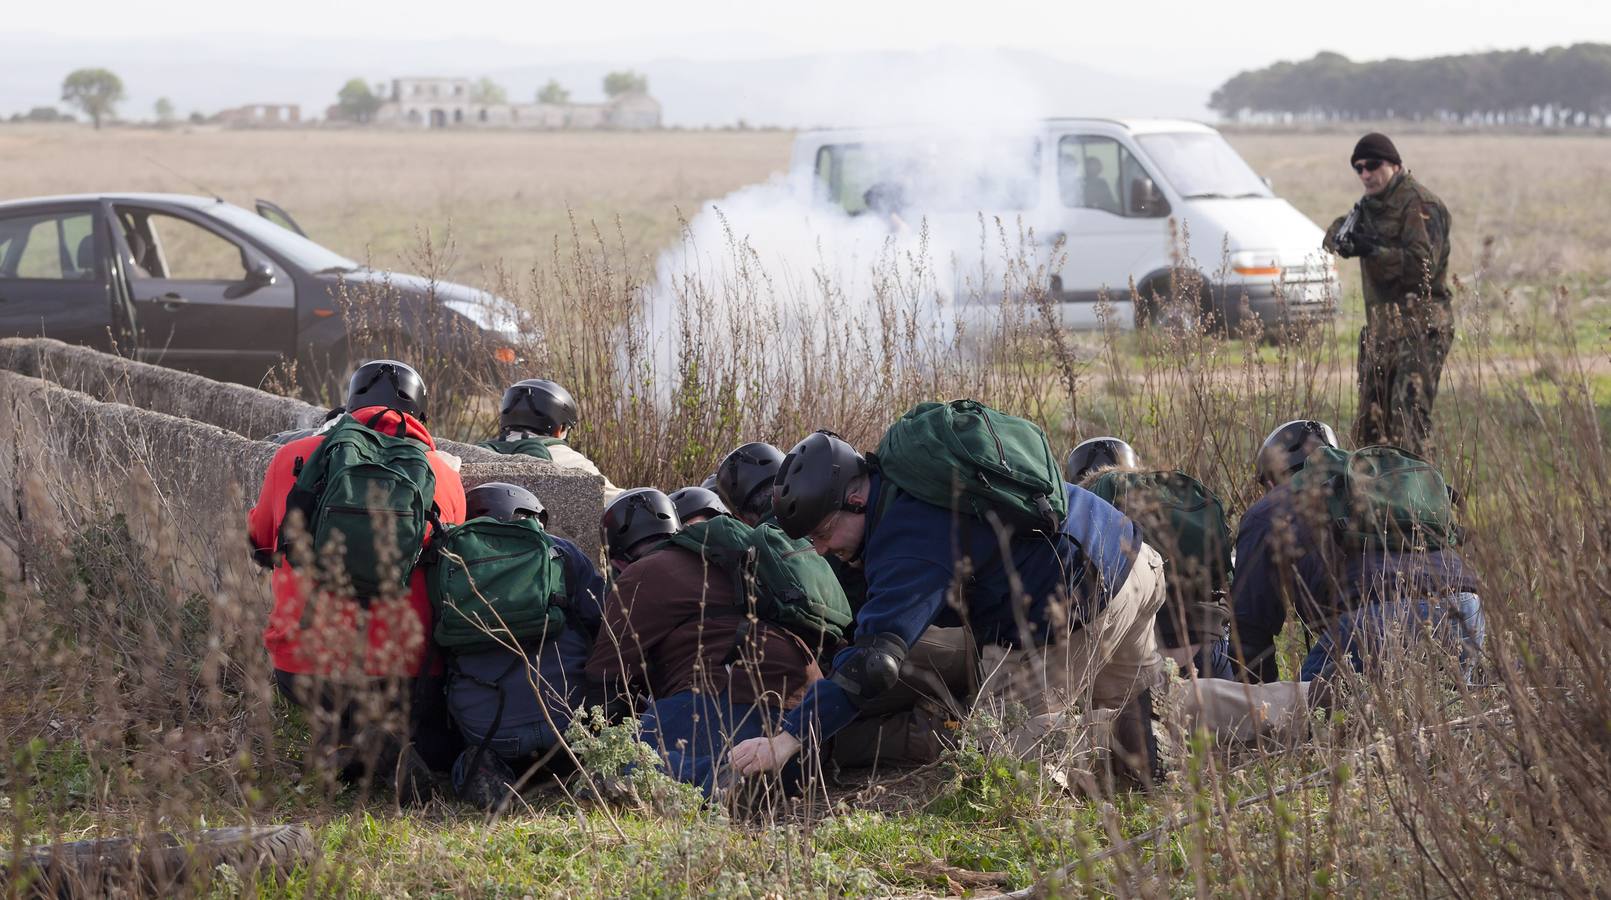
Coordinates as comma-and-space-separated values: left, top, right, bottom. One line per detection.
336, 78, 383, 123
603, 70, 649, 98
154, 97, 175, 123
537, 79, 570, 104
61, 68, 125, 130
471, 77, 507, 105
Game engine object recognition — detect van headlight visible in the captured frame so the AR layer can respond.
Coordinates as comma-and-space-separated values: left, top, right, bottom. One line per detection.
1230, 251, 1281, 278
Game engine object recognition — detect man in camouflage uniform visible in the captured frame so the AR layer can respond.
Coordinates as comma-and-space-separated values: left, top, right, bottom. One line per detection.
1323, 133, 1453, 456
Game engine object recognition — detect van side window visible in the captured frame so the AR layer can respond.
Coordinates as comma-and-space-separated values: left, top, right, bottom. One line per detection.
1059, 136, 1168, 218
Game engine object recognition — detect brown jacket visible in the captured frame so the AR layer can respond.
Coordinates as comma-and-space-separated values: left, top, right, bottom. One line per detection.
585, 545, 821, 709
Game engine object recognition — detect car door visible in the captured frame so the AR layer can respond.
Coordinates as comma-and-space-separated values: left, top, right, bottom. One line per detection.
0, 203, 119, 349
1052, 133, 1171, 326
111, 202, 297, 386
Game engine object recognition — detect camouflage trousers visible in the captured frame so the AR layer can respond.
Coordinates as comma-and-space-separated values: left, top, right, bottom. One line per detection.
1353, 316, 1453, 456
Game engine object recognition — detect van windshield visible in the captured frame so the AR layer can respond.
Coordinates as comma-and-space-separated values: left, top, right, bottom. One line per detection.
1136, 132, 1272, 200
815, 137, 1041, 215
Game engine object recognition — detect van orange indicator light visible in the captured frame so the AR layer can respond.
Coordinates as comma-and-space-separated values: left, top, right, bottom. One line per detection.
312, 308, 336, 318
1233, 265, 1282, 277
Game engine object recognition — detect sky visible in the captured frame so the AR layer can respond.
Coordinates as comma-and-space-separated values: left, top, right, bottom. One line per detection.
7, 0, 1606, 77
3, 0, 1607, 124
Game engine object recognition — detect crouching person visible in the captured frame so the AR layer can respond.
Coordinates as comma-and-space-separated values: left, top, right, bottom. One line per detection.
731, 404, 1172, 790
718, 441, 972, 769
434, 483, 605, 809
1191, 420, 1482, 743
587, 489, 844, 798
1067, 437, 1235, 680
248, 361, 467, 800
479, 378, 623, 503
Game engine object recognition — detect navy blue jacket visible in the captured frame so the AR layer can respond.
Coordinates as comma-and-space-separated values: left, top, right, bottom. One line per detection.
781, 475, 1142, 743
447, 535, 607, 739
1231, 482, 1480, 681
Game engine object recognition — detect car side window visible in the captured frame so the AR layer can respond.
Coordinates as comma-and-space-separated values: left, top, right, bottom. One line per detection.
116, 208, 247, 281
1059, 136, 1165, 218
0, 211, 97, 280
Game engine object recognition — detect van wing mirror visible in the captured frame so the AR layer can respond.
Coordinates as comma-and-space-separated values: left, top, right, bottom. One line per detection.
1131, 177, 1171, 218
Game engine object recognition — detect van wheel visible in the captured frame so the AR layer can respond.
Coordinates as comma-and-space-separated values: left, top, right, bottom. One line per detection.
1136, 275, 1200, 335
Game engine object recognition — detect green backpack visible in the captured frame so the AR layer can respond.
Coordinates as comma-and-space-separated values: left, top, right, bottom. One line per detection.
1290, 445, 1458, 552
476, 436, 565, 461
428, 517, 569, 652
872, 399, 1068, 535
667, 516, 854, 645
280, 412, 437, 601
1085, 469, 1232, 648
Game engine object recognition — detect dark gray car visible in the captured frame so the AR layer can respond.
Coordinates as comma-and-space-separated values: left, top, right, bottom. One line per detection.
0, 193, 524, 386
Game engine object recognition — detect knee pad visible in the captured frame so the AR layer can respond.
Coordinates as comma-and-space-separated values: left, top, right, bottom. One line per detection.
829, 632, 909, 708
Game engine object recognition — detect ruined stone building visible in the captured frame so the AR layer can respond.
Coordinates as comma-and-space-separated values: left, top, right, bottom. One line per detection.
373, 77, 662, 130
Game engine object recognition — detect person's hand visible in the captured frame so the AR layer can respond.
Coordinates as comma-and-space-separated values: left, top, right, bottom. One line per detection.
435, 451, 463, 472
1332, 234, 1358, 259
1352, 233, 1379, 257
728, 732, 802, 776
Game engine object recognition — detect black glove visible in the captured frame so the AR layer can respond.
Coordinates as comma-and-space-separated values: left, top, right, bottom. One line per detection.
1352, 232, 1379, 257
1333, 234, 1358, 259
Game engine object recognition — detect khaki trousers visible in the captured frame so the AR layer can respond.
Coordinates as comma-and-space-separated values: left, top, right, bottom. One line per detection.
976, 543, 1171, 752
1175, 678, 1310, 744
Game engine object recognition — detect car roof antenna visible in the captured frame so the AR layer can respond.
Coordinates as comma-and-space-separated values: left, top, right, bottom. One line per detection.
141, 155, 225, 204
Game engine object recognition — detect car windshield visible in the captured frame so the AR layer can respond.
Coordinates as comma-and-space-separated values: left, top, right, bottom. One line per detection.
203, 201, 359, 273
1135, 132, 1272, 200
818, 136, 1041, 214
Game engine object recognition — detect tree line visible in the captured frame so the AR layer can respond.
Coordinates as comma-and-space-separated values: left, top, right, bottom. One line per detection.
1210, 44, 1611, 127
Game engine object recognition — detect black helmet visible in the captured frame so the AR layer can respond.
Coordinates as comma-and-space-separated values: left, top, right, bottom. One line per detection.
669, 486, 730, 523
466, 482, 548, 526
346, 360, 427, 422
1257, 419, 1340, 485
716, 442, 785, 511
699, 473, 719, 491
772, 431, 868, 540
498, 379, 578, 435
601, 488, 679, 562
1065, 436, 1139, 483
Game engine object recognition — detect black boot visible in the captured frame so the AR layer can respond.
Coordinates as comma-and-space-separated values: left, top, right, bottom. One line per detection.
1110, 688, 1163, 790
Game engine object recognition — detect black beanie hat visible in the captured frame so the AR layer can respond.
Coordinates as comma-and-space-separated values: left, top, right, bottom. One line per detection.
1351, 132, 1401, 166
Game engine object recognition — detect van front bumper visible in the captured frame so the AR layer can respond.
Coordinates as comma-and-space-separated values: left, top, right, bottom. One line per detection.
1211, 277, 1340, 330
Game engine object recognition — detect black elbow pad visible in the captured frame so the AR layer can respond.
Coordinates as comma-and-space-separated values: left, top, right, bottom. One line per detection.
828, 632, 909, 708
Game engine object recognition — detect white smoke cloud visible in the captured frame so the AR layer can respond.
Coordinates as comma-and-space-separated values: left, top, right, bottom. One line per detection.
638, 51, 1070, 391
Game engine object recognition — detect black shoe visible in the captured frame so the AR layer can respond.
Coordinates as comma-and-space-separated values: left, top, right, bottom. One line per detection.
450, 748, 517, 811
395, 744, 444, 807
1110, 688, 1164, 790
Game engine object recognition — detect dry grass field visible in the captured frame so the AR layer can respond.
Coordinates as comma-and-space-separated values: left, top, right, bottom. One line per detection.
2, 123, 1609, 897
3, 124, 1610, 299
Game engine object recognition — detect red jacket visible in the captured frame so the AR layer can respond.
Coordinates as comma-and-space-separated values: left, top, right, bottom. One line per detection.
248, 407, 466, 677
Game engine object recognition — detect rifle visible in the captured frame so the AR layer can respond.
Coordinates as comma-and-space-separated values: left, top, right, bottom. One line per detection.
1333, 199, 1375, 257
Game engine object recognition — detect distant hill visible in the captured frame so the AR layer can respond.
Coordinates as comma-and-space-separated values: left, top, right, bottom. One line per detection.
0, 34, 1209, 126
1212, 44, 1611, 126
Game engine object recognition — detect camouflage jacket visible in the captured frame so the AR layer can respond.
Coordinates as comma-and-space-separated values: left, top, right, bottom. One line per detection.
1325, 171, 1452, 330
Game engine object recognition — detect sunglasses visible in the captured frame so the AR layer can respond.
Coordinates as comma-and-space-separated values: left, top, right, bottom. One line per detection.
1352, 158, 1387, 174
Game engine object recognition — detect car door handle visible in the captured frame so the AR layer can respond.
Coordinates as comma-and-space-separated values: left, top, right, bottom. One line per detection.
157, 292, 189, 310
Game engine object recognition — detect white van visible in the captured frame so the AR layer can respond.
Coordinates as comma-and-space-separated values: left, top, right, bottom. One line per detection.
791, 119, 1339, 332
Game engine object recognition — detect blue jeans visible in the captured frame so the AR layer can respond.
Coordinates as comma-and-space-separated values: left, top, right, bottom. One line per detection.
459, 719, 561, 763
1301, 592, 1485, 682
640, 691, 800, 798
